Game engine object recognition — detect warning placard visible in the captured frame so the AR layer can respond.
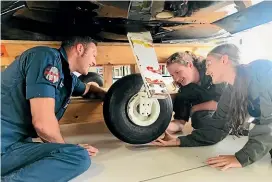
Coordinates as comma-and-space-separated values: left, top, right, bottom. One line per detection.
1, 45, 9, 57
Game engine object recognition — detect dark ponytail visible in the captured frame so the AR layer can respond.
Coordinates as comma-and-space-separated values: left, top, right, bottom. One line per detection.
208, 44, 249, 136
229, 66, 250, 136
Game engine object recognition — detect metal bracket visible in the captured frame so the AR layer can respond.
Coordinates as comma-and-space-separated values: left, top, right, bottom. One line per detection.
127, 31, 169, 99
138, 91, 153, 117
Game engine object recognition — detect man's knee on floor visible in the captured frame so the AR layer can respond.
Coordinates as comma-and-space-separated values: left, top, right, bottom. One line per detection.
74, 145, 91, 173
61, 144, 91, 173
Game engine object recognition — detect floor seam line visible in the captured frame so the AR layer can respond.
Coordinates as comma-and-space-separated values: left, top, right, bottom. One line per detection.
138, 164, 209, 182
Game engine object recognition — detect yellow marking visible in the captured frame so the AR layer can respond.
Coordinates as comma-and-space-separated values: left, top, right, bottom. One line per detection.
132, 40, 153, 48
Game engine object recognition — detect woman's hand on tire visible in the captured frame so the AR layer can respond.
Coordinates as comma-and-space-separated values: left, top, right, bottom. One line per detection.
151, 132, 180, 147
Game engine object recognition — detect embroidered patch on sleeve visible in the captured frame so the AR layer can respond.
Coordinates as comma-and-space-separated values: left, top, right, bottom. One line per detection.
44, 65, 60, 83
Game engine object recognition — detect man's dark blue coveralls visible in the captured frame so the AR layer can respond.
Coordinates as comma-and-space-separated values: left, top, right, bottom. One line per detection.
1, 46, 91, 181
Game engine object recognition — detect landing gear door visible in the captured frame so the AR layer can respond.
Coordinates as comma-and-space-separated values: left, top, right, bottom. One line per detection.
127, 31, 169, 99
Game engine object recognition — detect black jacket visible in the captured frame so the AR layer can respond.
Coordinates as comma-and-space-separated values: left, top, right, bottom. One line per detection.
173, 60, 226, 121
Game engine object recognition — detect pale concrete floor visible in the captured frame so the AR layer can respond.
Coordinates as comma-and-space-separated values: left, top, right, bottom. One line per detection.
60, 122, 272, 182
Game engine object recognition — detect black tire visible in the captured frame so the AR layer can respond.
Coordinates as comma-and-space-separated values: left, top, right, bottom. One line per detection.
78, 72, 103, 87
103, 73, 173, 144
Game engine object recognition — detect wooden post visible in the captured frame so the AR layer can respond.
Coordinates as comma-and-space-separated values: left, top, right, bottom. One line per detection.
130, 64, 140, 74
103, 65, 113, 88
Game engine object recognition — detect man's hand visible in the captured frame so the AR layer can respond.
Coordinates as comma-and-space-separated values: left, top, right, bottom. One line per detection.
87, 82, 99, 88
206, 155, 242, 171
78, 144, 99, 156
84, 82, 107, 99
151, 132, 180, 147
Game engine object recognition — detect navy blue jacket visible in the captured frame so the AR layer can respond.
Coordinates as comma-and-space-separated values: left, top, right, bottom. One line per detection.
1, 46, 86, 153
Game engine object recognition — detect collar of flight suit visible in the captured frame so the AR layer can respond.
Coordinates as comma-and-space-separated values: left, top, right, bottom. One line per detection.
59, 46, 69, 63
58, 46, 74, 76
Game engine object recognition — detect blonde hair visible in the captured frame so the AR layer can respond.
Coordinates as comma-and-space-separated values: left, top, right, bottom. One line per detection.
166, 51, 201, 66
166, 51, 204, 88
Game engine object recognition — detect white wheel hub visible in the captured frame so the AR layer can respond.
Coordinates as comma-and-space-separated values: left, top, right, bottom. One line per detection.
127, 92, 160, 126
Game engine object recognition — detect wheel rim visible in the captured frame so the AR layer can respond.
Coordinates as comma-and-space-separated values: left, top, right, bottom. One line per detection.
127, 93, 160, 126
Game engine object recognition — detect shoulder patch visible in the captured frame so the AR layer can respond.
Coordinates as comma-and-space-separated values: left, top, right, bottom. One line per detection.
44, 65, 60, 83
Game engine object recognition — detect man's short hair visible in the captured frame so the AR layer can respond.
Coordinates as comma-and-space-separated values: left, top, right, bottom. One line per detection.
61, 36, 97, 50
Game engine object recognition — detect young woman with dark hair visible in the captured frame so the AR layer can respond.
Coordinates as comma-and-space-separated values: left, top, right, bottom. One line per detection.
205, 43, 272, 170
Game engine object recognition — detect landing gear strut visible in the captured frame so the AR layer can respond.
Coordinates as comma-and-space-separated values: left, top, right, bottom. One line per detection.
103, 31, 173, 144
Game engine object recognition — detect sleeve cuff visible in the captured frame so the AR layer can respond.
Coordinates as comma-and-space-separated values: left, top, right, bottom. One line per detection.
73, 81, 86, 96
77, 81, 86, 95
235, 149, 251, 167
26, 84, 55, 99
177, 136, 191, 147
